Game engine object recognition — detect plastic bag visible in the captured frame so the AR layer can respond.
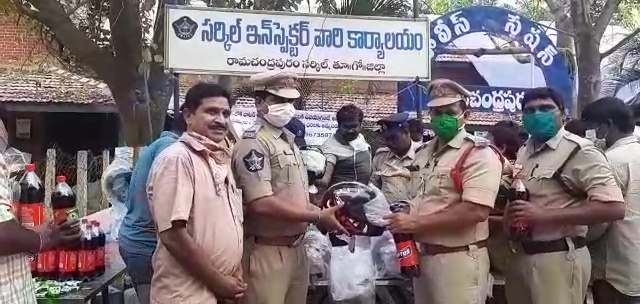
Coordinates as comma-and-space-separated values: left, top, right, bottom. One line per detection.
304, 225, 331, 277
363, 184, 392, 227
371, 231, 401, 278
329, 237, 377, 302
101, 147, 134, 241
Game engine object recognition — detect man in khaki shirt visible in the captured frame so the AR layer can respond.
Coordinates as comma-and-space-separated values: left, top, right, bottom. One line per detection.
504, 87, 625, 304
231, 71, 346, 304
148, 83, 246, 303
385, 79, 503, 304
582, 97, 640, 304
371, 112, 420, 203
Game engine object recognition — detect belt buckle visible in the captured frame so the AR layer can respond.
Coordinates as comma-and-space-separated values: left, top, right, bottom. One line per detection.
291, 233, 305, 247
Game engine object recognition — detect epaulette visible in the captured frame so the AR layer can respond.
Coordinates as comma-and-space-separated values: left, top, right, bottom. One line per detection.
242, 125, 261, 139
465, 134, 490, 148
563, 131, 592, 148
374, 147, 390, 155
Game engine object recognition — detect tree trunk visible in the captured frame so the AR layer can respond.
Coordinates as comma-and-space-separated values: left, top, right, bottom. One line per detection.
555, 18, 573, 50
147, 63, 174, 139
574, 34, 601, 115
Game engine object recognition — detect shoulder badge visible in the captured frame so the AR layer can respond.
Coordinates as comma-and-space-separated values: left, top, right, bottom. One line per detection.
563, 131, 591, 148
374, 147, 390, 155
242, 149, 265, 172
242, 125, 261, 139
465, 134, 489, 148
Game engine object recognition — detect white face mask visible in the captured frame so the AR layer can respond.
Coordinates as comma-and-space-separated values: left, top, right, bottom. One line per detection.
585, 129, 606, 150
263, 103, 295, 128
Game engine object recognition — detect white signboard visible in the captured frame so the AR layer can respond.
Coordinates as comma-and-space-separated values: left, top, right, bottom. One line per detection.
231, 107, 337, 146
165, 6, 430, 81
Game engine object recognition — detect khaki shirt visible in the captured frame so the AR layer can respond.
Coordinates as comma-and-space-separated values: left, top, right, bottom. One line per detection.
410, 130, 503, 247
591, 135, 640, 296
148, 134, 244, 304
232, 119, 310, 237
371, 141, 420, 203
515, 128, 624, 241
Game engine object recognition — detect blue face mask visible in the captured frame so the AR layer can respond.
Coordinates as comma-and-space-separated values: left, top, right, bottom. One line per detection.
522, 111, 559, 142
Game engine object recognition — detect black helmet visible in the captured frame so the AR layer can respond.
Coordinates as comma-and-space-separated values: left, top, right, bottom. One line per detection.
320, 182, 386, 236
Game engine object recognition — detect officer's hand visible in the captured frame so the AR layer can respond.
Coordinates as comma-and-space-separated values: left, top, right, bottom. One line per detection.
213, 274, 247, 299
506, 200, 547, 225
318, 203, 350, 235
384, 213, 419, 234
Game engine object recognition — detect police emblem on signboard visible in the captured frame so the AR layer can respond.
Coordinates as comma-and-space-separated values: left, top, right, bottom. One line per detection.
171, 16, 198, 40
243, 149, 265, 172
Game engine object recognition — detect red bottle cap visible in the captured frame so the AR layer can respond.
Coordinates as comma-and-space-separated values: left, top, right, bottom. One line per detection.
81, 219, 88, 223
56, 176, 66, 183
25, 164, 35, 171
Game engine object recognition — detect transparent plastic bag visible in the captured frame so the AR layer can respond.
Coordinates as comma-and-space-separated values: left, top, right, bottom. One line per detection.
329, 236, 377, 302
363, 183, 392, 227
304, 225, 331, 277
101, 147, 134, 241
371, 231, 401, 278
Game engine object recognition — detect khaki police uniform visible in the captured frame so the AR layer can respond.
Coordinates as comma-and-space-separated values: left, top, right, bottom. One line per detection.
231, 71, 311, 304
505, 127, 625, 304
410, 79, 503, 304
371, 112, 421, 203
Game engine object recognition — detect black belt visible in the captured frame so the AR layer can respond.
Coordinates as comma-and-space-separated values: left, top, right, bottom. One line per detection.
520, 237, 587, 255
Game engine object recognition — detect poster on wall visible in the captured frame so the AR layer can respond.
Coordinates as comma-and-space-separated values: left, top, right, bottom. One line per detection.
15, 119, 31, 139
231, 107, 337, 146
165, 6, 430, 81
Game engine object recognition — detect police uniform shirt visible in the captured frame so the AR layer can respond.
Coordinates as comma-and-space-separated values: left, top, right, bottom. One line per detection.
515, 127, 624, 241
231, 119, 310, 237
371, 141, 421, 203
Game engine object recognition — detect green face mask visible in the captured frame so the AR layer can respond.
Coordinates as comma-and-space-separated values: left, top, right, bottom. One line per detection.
522, 111, 559, 142
431, 113, 462, 142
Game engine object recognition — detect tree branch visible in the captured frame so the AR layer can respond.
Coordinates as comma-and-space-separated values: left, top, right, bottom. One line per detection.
439, 47, 531, 56
593, 0, 623, 40
601, 28, 640, 58
17, 0, 117, 84
544, 0, 572, 26
10, 0, 41, 20
108, 0, 143, 88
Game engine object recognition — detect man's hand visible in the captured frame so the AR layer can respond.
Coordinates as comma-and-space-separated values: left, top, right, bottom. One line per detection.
317, 203, 349, 235
505, 200, 548, 226
384, 213, 420, 234
212, 274, 247, 299
36, 217, 81, 251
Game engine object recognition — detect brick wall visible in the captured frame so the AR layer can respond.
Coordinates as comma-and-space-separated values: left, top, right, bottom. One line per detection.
0, 14, 47, 64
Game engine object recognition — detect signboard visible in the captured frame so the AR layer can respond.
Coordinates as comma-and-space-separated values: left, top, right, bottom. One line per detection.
398, 6, 573, 114
398, 84, 529, 113
165, 6, 430, 81
231, 107, 336, 146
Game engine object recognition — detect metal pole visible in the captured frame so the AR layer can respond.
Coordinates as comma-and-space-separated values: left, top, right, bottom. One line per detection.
173, 73, 180, 113
412, 0, 423, 124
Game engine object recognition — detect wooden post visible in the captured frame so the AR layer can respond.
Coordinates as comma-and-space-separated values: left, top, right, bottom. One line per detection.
101, 150, 110, 210
76, 151, 88, 217
43, 149, 56, 221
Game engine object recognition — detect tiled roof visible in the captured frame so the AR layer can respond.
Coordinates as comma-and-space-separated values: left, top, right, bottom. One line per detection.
0, 67, 112, 105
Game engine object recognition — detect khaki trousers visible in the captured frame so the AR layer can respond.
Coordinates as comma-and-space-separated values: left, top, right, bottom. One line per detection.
505, 243, 591, 304
242, 240, 309, 304
413, 246, 490, 304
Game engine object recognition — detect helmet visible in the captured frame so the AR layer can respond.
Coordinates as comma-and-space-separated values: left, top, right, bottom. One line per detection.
299, 146, 326, 183
320, 182, 386, 236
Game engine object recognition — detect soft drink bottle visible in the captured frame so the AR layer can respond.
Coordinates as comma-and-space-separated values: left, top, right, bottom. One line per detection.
53, 177, 80, 281
91, 220, 106, 277
77, 222, 96, 281
509, 177, 532, 241
389, 201, 421, 278
17, 164, 45, 278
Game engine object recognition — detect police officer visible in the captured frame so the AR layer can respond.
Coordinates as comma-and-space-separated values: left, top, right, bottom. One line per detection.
231, 71, 346, 304
384, 79, 503, 304
504, 87, 625, 304
371, 112, 421, 203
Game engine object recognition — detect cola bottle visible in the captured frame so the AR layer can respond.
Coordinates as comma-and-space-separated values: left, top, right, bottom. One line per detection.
509, 177, 532, 241
17, 164, 45, 278
91, 220, 106, 277
389, 201, 421, 278
77, 222, 96, 281
53, 176, 80, 281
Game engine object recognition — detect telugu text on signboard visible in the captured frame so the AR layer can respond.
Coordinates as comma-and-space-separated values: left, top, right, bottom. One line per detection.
165, 6, 430, 81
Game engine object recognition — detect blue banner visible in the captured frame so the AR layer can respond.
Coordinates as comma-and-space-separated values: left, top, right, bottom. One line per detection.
397, 83, 530, 113
399, 6, 573, 114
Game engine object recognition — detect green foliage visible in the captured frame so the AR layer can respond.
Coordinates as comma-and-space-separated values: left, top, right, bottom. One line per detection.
314, 0, 410, 17
502, 0, 552, 21
421, 0, 499, 15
